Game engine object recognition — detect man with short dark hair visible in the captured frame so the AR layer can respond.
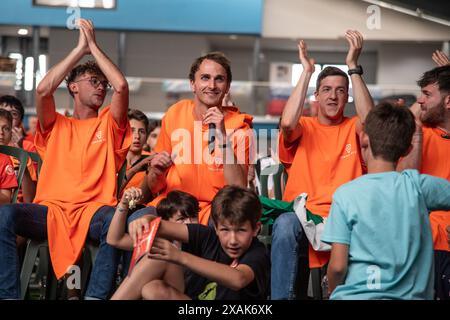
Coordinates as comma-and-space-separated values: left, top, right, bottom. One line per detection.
271, 30, 374, 299
0, 19, 130, 300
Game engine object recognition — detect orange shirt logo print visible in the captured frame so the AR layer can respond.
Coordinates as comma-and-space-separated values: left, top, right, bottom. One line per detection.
92, 130, 106, 144
5, 164, 14, 176
340, 143, 357, 159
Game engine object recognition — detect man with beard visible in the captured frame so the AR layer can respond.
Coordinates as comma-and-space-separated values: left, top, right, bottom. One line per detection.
128, 52, 253, 227
399, 56, 450, 299
0, 19, 131, 299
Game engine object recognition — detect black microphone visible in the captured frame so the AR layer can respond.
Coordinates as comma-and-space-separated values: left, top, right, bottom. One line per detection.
208, 123, 216, 154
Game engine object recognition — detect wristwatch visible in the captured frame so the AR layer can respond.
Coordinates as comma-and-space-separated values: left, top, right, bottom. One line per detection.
348, 65, 363, 76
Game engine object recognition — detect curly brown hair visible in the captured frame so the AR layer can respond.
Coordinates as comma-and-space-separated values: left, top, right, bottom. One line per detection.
65, 60, 106, 97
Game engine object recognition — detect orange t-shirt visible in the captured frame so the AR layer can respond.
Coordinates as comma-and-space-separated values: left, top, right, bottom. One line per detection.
148, 99, 253, 225
0, 153, 18, 190
33, 106, 131, 279
421, 127, 450, 252
279, 116, 364, 267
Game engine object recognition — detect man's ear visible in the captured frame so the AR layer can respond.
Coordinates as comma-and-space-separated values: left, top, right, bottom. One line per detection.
253, 221, 262, 237
190, 80, 195, 93
69, 82, 78, 95
444, 94, 450, 110
360, 131, 369, 149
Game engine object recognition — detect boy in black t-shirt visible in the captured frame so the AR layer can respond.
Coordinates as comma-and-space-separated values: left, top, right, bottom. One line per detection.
129, 185, 270, 300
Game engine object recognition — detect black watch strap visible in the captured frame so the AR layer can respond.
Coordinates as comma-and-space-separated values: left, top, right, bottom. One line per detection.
348, 65, 363, 76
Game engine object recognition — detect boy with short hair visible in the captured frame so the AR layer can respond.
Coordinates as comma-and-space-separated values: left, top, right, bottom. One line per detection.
130, 185, 270, 300
119, 109, 153, 195
323, 102, 450, 299
0, 109, 19, 204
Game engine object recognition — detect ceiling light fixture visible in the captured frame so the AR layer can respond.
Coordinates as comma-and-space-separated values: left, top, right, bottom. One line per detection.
18, 28, 29, 35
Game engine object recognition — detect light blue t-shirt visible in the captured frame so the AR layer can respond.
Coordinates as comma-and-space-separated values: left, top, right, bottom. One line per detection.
322, 169, 450, 300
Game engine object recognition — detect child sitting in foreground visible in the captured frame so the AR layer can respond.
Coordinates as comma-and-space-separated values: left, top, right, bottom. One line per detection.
128, 185, 270, 300
107, 188, 199, 299
323, 102, 450, 299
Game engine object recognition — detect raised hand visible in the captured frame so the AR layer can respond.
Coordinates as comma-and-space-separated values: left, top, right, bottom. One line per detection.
75, 19, 89, 54
432, 50, 450, 66
78, 19, 97, 51
298, 40, 315, 73
345, 30, 363, 69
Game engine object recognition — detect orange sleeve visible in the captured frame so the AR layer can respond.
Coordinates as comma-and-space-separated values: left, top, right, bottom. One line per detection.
230, 123, 253, 165
278, 131, 300, 171
107, 109, 131, 170
34, 114, 62, 161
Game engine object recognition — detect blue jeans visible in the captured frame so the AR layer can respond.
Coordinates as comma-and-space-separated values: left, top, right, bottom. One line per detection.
0, 203, 118, 300
271, 212, 308, 300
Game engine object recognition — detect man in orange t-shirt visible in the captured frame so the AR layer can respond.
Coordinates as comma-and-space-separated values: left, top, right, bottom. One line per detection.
271, 31, 374, 299
398, 59, 450, 300
126, 52, 252, 235
0, 19, 130, 300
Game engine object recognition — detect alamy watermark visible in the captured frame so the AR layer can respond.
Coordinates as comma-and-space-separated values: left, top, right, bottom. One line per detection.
66, 6, 81, 30
366, 4, 381, 30
366, 265, 381, 290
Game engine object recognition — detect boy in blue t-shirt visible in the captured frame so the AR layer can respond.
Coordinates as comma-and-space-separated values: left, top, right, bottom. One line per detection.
322, 102, 450, 299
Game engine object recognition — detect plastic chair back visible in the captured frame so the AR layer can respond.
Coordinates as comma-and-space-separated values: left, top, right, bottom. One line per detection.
27, 151, 42, 178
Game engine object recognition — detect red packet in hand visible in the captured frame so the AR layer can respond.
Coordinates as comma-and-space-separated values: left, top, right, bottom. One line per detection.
128, 216, 162, 275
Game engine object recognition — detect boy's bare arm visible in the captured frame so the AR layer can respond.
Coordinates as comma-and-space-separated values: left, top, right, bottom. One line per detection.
327, 243, 349, 295
280, 40, 313, 143
149, 238, 255, 291
128, 215, 189, 247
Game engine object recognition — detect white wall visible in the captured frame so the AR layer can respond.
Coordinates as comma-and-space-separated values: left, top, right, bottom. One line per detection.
377, 42, 439, 86
263, 0, 450, 41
